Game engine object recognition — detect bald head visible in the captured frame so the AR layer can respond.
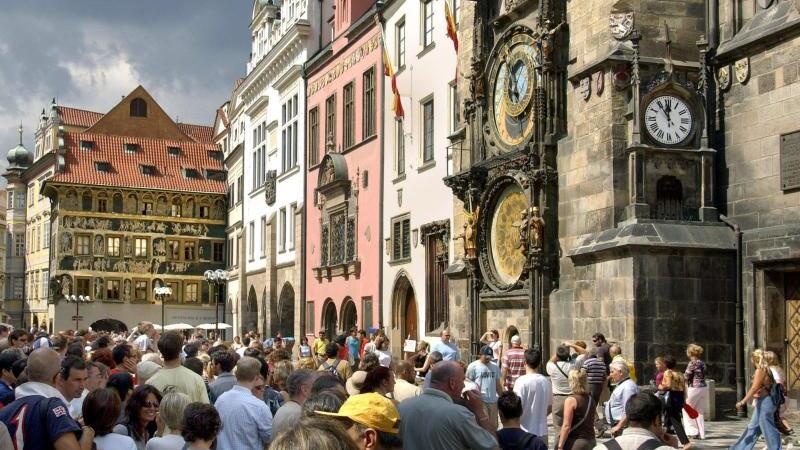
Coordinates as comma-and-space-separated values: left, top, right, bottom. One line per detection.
430, 361, 462, 389
27, 348, 61, 384
395, 360, 415, 382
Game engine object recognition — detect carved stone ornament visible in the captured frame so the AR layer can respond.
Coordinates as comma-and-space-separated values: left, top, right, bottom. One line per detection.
717, 65, 732, 91
579, 77, 591, 101
594, 70, 605, 96
613, 64, 631, 90
609, 12, 634, 40
735, 58, 750, 84
264, 170, 277, 205
757, 0, 774, 9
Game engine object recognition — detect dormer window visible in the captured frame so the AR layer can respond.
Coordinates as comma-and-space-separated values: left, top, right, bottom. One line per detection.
208, 150, 223, 161
141, 165, 156, 176
130, 98, 147, 117
80, 140, 94, 151
183, 168, 200, 179
95, 161, 111, 172
168, 146, 181, 157
124, 143, 139, 154
206, 169, 225, 181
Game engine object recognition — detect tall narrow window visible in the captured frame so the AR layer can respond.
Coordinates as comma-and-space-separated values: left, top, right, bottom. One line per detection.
249, 221, 255, 260
450, 82, 461, 131
343, 83, 355, 149
363, 68, 376, 138
422, 1, 434, 48
288, 204, 296, 250
279, 208, 287, 252
391, 216, 411, 261
396, 19, 406, 69
309, 107, 320, 166
260, 216, 267, 258
43, 222, 51, 249
396, 121, 405, 176
325, 95, 336, 152
106, 280, 121, 301
107, 237, 121, 257
422, 99, 434, 162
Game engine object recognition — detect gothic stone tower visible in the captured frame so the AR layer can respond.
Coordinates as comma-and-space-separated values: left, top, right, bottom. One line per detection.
448, 0, 737, 385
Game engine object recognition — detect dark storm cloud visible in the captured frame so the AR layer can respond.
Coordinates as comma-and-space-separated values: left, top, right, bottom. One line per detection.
0, 0, 252, 175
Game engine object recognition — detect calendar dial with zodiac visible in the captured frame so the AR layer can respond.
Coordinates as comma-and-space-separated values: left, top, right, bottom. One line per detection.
488, 31, 540, 150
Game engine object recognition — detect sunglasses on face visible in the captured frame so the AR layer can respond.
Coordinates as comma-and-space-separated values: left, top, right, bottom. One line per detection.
143, 401, 159, 408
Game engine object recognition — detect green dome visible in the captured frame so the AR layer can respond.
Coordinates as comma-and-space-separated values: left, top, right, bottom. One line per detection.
6, 125, 30, 168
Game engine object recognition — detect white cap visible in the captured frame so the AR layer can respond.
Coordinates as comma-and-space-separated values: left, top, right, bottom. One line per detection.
511, 335, 522, 345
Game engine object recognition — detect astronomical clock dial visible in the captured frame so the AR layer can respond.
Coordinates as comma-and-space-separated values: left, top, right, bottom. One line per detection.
643, 95, 693, 146
489, 184, 527, 286
488, 31, 539, 149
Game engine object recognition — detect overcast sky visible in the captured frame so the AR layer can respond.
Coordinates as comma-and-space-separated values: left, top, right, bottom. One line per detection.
0, 1, 252, 175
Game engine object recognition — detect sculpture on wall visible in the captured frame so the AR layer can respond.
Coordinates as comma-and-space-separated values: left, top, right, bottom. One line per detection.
123, 279, 132, 301
95, 277, 104, 300
453, 207, 479, 259
61, 232, 73, 253
94, 235, 104, 255
515, 206, 545, 255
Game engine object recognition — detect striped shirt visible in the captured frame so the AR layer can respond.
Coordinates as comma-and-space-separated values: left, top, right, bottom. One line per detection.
214, 385, 273, 449
583, 356, 608, 385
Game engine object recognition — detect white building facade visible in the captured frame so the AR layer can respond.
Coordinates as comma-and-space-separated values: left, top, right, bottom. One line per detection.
380, 0, 460, 355
226, 0, 330, 339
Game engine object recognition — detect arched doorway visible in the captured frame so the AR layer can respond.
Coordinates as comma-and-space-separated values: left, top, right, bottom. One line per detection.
91, 318, 128, 333
322, 299, 337, 339
244, 287, 258, 333
340, 298, 357, 333
392, 274, 418, 342
277, 283, 295, 337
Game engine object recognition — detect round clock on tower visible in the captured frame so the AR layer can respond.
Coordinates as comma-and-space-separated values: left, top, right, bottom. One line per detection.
643, 94, 694, 146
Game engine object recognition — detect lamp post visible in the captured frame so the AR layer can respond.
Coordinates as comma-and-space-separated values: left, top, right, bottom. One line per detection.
66, 295, 92, 331
154, 286, 172, 331
204, 269, 228, 340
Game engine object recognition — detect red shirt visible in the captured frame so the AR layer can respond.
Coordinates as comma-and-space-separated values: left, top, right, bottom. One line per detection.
109, 367, 138, 385
502, 347, 526, 391
337, 344, 348, 361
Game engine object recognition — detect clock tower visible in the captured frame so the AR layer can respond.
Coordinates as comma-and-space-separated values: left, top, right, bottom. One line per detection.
445, 0, 737, 387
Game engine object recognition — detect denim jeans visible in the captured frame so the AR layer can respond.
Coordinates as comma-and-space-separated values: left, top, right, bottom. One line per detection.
729, 395, 782, 450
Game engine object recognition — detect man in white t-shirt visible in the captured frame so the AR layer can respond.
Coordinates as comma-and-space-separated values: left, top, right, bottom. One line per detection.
513, 346, 552, 441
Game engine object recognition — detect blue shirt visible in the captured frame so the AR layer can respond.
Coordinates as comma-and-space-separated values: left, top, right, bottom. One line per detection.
0, 396, 82, 450
605, 378, 639, 424
466, 360, 500, 404
0, 380, 14, 405
215, 385, 273, 449
432, 340, 460, 361
346, 336, 360, 358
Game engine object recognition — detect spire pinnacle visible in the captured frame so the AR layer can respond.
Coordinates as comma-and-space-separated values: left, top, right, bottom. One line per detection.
18, 123, 23, 145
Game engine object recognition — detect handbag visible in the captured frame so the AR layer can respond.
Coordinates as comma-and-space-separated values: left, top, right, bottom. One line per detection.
765, 368, 792, 436
683, 403, 699, 419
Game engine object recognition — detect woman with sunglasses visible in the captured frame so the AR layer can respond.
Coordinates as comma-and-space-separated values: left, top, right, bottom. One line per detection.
114, 384, 163, 450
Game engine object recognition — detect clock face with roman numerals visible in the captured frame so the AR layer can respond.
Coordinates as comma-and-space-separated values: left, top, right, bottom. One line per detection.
644, 95, 693, 146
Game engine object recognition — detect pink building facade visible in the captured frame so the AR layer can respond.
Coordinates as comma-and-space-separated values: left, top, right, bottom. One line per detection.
304, 1, 383, 339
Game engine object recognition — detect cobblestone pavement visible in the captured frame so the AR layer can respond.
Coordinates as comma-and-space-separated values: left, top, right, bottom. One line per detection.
545, 416, 800, 449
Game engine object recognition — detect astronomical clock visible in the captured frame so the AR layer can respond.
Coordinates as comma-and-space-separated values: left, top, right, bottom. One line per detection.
486, 29, 541, 153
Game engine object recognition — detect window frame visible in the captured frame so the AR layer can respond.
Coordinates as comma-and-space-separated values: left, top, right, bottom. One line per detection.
396, 18, 406, 69
390, 214, 411, 262
134, 237, 148, 257
325, 94, 337, 152
75, 234, 91, 256
362, 67, 376, 139
106, 279, 121, 301
422, 97, 435, 163
309, 106, 320, 166
106, 236, 122, 257
396, 120, 405, 176
422, 0, 434, 49
343, 81, 356, 149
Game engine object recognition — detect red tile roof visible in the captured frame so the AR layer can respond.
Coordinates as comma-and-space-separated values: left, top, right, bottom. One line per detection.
57, 107, 103, 128
216, 107, 230, 128
177, 123, 214, 143
52, 132, 226, 194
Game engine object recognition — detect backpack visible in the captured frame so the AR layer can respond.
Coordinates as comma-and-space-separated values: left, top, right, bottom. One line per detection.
322, 358, 342, 378
603, 437, 664, 450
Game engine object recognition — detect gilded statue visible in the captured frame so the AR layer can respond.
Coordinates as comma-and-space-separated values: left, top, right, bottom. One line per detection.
453, 207, 479, 259
515, 206, 545, 254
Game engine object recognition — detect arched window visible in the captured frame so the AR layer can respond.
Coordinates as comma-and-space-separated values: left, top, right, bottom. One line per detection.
130, 98, 147, 118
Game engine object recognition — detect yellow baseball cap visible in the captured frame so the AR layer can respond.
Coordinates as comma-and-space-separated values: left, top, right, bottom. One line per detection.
316, 393, 400, 434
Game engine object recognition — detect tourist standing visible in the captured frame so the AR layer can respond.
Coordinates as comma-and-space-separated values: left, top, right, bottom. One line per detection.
214, 356, 273, 448
730, 349, 782, 450
180, 403, 222, 450
501, 335, 526, 391
0, 349, 95, 450
318, 343, 352, 382
605, 361, 639, 437
0, 349, 24, 405
144, 392, 190, 450
314, 330, 329, 364
208, 350, 236, 399
346, 328, 361, 368
398, 361, 497, 450
466, 345, 502, 430
513, 347, 552, 441
592, 333, 611, 367
556, 370, 596, 450
392, 361, 421, 402
420, 329, 459, 373
497, 391, 547, 450
583, 347, 607, 405
146, 332, 209, 404
683, 344, 707, 440
593, 393, 679, 450
84, 388, 137, 450
69, 361, 109, 420
764, 350, 793, 434
273, 369, 316, 436
480, 330, 503, 364
360, 366, 396, 398
609, 344, 636, 384
546, 345, 576, 429
316, 393, 402, 450
113, 385, 163, 450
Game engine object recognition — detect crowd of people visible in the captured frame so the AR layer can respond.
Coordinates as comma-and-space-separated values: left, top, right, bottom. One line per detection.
0, 322, 791, 450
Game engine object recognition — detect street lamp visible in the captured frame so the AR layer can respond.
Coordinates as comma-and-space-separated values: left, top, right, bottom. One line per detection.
66, 295, 92, 331
204, 269, 228, 340
154, 286, 172, 331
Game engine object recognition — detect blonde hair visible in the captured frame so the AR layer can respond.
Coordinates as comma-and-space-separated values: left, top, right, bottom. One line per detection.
686, 344, 704, 359
568, 369, 589, 395
160, 392, 191, 431
573, 340, 587, 350
271, 417, 360, 450
297, 357, 317, 370
763, 350, 779, 366
655, 356, 664, 365
751, 349, 768, 369
273, 360, 294, 389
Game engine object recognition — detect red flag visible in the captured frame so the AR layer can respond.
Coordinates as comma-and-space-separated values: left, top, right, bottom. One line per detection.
445, 1, 459, 52
381, 33, 404, 119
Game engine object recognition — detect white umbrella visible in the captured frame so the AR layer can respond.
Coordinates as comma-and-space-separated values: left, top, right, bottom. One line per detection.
152, 324, 164, 331
164, 323, 194, 331
195, 323, 232, 330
